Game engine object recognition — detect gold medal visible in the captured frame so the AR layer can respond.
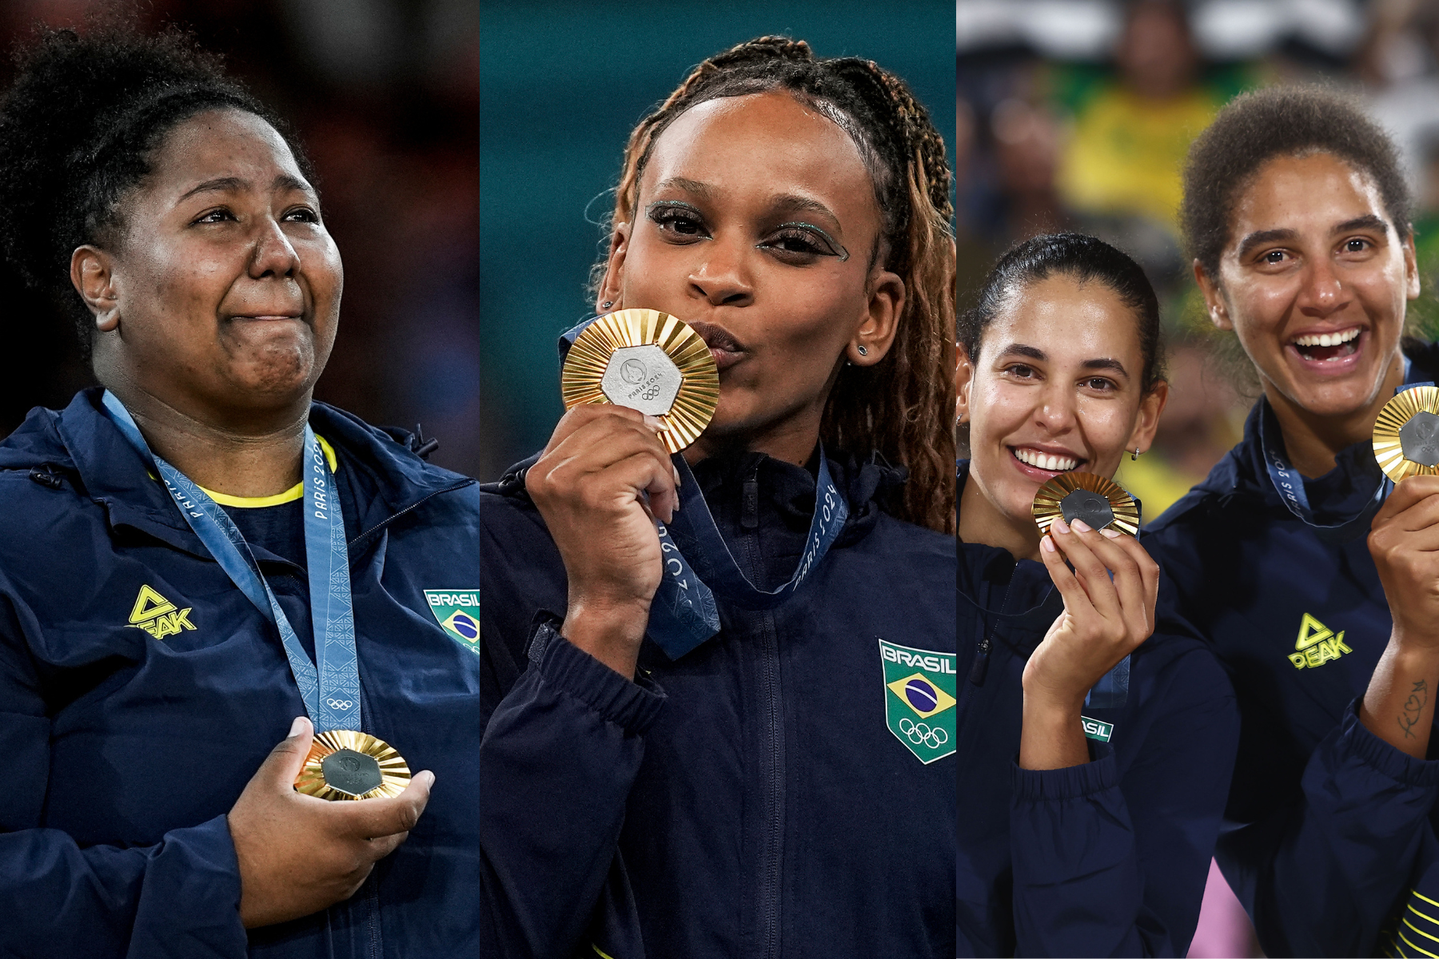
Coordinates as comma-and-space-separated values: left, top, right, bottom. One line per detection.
560, 308, 719, 453
294, 729, 411, 801
1031, 472, 1141, 536
1373, 385, 1439, 482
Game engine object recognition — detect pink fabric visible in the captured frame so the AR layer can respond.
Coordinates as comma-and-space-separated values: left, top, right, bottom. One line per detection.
1187, 859, 1263, 958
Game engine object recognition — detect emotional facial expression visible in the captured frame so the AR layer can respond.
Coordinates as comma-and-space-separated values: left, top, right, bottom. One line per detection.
102, 108, 343, 421
602, 91, 895, 457
962, 273, 1155, 527
1208, 151, 1418, 421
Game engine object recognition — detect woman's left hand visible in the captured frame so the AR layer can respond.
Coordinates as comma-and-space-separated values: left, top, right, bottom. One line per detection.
1019, 518, 1160, 769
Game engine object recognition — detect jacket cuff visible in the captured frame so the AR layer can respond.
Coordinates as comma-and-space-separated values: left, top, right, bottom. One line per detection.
127, 813, 248, 956
1335, 697, 1439, 787
1011, 747, 1119, 802
528, 616, 665, 734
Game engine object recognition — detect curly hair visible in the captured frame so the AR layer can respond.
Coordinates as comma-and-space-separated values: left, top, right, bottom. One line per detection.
593, 36, 957, 533
0, 23, 310, 357
1182, 85, 1412, 281
960, 232, 1166, 393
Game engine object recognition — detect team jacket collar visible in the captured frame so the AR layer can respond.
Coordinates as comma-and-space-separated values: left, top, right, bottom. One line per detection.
0, 388, 470, 558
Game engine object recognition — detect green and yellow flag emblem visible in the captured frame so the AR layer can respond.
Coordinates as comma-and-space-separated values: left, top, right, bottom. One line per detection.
879, 639, 956, 764
425, 590, 480, 656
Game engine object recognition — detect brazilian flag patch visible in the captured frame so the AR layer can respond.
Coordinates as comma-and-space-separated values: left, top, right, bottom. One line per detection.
424, 590, 480, 656
879, 639, 956, 764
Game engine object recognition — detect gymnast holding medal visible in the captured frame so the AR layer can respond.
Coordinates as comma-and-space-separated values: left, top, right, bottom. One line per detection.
0, 25, 479, 958
955, 233, 1239, 956
479, 37, 958, 959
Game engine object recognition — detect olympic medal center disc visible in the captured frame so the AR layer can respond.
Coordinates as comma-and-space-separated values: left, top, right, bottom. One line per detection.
295, 729, 412, 801
1374, 385, 1439, 482
561, 308, 720, 453
1031, 472, 1141, 536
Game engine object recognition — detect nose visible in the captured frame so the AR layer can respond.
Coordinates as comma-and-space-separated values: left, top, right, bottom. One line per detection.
1034, 380, 1078, 435
1297, 255, 1349, 317
248, 217, 301, 279
688, 234, 753, 307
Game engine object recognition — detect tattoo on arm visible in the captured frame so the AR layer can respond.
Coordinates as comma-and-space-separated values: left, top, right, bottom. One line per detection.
1399, 680, 1429, 739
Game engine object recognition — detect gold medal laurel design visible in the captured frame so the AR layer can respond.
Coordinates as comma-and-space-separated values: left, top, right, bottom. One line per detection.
1373, 385, 1439, 482
560, 308, 719, 453
1031, 472, 1141, 536
294, 729, 411, 801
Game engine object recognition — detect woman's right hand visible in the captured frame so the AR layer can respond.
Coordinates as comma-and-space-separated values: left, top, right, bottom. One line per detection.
227, 717, 435, 928
525, 404, 679, 678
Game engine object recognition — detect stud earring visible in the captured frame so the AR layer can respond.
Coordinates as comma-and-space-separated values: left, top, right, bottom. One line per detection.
857, 345, 868, 357
600, 301, 614, 310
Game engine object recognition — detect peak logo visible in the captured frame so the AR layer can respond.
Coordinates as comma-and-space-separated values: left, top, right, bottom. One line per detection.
127, 584, 195, 640
1288, 612, 1352, 670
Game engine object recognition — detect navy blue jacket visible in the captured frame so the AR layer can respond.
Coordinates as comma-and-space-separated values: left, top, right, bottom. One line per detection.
0, 389, 481, 958
1144, 343, 1439, 958
957, 464, 1238, 957
479, 450, 957, 959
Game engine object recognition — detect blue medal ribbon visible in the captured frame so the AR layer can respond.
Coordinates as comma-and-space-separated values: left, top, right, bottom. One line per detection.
102, 390, 360, 731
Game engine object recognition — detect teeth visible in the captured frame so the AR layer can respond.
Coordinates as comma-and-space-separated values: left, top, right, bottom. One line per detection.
1293, 328, 1361, 348
1014, 448, 1078, 471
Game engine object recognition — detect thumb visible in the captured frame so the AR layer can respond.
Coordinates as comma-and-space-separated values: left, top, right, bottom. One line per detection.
257, 715, 315, 789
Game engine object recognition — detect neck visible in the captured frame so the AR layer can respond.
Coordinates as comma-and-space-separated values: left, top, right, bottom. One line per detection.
105, 383, 310, 497
1265, 353, 1406, 478
958, 472, 1042, 562
685, 409, 823, 468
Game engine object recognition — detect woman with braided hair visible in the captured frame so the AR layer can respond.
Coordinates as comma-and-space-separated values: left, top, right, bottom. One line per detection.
479, 36, 956, 958
0, 23, 479, 958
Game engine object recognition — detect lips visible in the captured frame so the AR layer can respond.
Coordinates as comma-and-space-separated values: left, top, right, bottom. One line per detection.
1009, 445, 1083, 481
1287, 325, 1365, 370
687, 320, 746, 371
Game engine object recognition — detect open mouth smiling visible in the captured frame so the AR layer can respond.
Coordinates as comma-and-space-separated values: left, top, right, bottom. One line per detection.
1011, 446, 1081, 474
1290, 326, 1361, 363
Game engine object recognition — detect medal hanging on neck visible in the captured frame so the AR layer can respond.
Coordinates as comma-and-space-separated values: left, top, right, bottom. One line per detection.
101, 391, 410, 800
1030, 472, 1141, 536
559, 310, 850, 660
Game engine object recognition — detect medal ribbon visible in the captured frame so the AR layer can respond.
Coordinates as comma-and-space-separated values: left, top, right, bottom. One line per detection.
1258, 357, 1425, 539
646, 449, 849, 660
101, 391, 360, 731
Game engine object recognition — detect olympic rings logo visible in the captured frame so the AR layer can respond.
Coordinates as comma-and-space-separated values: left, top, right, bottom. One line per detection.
325, 698, 355, 710
898, 718, 948, 748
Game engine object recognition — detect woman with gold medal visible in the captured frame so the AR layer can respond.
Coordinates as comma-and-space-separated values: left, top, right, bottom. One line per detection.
1143, 87, 1439, 958
0, 24, 478, 958
478, 37, 957, 958
954, 233, 1239, 955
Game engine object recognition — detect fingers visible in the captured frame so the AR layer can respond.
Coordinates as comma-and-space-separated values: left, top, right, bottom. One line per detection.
1377, 474, 1439, 524
1047, 520, 1122, 622
1038, 527, 1094, 618
1048, 520, 1159, 644
529, 407, 678, 519
255, 716, 314, 790
331, 770, 435, 842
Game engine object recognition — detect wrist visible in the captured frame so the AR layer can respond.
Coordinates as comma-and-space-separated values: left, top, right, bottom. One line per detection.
562, 593, 651, 679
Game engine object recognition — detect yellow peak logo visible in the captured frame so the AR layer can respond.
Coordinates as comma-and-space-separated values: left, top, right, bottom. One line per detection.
128, 584, 195, 640
1288, 612, 1352, 670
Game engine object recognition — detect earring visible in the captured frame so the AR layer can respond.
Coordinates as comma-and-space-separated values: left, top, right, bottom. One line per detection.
1131, 446, 1141, 461
600, 301, 614, 310
857, 345, 868, 357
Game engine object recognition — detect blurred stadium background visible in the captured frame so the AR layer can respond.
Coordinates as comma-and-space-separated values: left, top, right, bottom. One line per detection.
0, 0, 480, 478
959, 1, 1439, 954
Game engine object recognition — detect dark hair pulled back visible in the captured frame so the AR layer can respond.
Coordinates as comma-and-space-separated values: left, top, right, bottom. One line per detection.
960, 232, 1165, 392
0, 23, 309, 356
1182, 85, 1412, 281
597, 36, 957, 534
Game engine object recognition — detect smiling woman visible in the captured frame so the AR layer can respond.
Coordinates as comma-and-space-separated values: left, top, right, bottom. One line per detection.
479, 36, 957, 959
0, 24, 479, 959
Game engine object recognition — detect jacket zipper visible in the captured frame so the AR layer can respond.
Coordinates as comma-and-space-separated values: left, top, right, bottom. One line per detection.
967, 563, 1017, 686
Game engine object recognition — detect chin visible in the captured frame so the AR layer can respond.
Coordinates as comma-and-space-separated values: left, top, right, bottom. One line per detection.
227, 346, 317, 403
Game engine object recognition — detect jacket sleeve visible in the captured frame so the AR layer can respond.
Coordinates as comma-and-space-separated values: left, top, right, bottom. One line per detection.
0, 593, 247, 959
479, 618, 666, 959
1218, 699, 1439, 957
1009, 654, 1239, 957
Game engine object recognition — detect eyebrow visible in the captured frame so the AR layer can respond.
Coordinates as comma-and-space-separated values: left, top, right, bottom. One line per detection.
651, 178, 843, 233
996, 342, 1129, 377
178, 173, 314, 203
1235, 214, 1392, 259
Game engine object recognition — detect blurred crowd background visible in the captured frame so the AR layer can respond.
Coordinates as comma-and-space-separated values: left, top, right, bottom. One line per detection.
479, 0, 956, 476
959, 1, 1439, 954
0, 0, 480, 478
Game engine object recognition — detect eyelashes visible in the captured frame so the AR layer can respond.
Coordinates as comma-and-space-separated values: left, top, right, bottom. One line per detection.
644, 202, 849, 262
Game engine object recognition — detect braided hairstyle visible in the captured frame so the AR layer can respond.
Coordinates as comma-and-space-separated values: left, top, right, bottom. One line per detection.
0, 24, 310, 358
594, 36, 957, 534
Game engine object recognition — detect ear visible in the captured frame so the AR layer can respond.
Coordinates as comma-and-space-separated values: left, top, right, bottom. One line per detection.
846, 266, 904, 366
70, 245, 120, 333
1193, 258, 1231, 332
1127, 379, 1170, 457
955, 340, 974, 426
1403, 229, 1421, 300
594, 222, 631, 314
